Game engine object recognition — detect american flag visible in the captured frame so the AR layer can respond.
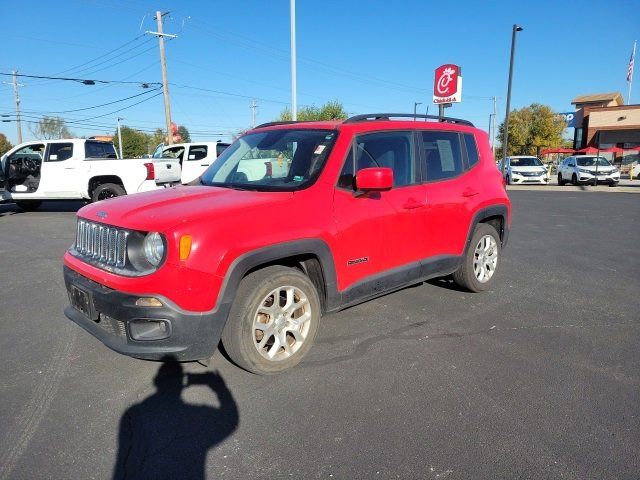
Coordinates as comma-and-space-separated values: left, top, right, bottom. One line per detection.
627, 41, 636, 83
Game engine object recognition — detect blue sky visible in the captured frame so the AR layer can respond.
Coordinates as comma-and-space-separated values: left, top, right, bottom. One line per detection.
2, 0, 639, 145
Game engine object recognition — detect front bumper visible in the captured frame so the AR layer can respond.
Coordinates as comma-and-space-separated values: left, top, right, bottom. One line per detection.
511, 174, 549, 184
63, 266, 230, 361
577, 172, 620, 183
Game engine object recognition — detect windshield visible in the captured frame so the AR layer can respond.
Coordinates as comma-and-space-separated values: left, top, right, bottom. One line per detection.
576, 156, 611, 167
510, 157, 542, 167
201, 129, 337, 191
85, 141, 117, 159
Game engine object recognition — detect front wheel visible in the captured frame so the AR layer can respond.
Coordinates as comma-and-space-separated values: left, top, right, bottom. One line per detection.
557, 173, 564, 186
571, 173, 578, 185
91, 183, 126, 203
222, 265, 321, 374
453, 223, 501, 292
609, 181, 618, 187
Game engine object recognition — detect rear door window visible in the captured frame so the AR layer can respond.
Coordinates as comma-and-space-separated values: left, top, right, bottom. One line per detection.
47, 143, 74, 162
216, 143, 230, 157
188, 145, 208, 161
420, 131, 464, 181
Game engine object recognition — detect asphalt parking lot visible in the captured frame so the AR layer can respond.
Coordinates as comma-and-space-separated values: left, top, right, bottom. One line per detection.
0, 190, 639, 480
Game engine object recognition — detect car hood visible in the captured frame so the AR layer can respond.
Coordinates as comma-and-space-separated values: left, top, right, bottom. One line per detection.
78, 185, 294, 232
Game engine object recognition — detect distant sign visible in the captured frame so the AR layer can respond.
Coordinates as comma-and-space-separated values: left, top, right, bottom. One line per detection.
558, 112, 577, 128
433, 64, 462, 104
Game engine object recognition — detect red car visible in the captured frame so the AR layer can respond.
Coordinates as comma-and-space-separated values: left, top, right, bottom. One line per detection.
64, 113, 511, 374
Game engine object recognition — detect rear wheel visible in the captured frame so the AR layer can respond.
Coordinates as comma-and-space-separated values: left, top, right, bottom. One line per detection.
15, 200, 42, 211
453, 223, 501, 292
91, 183, 126, 203
222, 265, 321, 375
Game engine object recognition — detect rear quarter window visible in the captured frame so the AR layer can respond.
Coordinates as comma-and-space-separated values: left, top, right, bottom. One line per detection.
463, 134, 479, 167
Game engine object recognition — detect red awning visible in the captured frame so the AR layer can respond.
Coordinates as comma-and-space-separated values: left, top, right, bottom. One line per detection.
599, 147, 624, 153
576, 147, 599, 154
541, 148, 575, 154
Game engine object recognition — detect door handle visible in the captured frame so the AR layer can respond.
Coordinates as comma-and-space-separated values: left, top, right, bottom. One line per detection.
462, 188, 479, 197
402, 198, 425, 210
200, 163, 209, 167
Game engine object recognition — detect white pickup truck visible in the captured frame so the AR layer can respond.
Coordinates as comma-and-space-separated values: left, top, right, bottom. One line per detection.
0, 138, 181, 210
154, 141, 230, 183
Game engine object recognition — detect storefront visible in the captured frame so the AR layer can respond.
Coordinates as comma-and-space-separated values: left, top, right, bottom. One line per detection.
571, 93, 640, 167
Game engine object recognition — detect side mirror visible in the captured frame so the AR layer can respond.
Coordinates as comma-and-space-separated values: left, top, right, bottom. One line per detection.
355, 167, 393, 191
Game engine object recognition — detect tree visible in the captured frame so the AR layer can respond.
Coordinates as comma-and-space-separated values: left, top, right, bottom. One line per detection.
148, 128, 165, 153
177, 125, 191, 143
497, 104, 565, 157
113, 126, 150, 158
276, 100, 348, 122
0, 133, 13, 155
29, 116, 73, 140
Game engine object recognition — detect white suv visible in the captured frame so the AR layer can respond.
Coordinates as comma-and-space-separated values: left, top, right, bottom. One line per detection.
557, 156, 620, 186
499, 156, 549, 185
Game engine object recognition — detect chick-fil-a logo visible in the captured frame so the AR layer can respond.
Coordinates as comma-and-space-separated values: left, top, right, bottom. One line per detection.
433, 64, 462, 104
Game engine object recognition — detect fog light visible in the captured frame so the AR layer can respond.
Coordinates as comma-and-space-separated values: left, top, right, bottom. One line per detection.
135, 297, 163, 307
129, 319, 171, 341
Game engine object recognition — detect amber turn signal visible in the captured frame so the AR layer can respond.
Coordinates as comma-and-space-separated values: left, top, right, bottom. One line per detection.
180, 235, 192, 261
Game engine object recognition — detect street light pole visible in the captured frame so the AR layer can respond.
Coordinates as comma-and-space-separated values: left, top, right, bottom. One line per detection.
501, 24, 523, 177
290, 0, 297, 121
116, 117, 123, 159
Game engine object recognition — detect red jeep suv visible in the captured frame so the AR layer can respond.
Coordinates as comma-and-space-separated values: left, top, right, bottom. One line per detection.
63, 113, 511, 374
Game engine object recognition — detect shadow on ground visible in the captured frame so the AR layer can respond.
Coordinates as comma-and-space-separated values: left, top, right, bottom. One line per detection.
0, 200, 86, 217
113, 358, 239, 480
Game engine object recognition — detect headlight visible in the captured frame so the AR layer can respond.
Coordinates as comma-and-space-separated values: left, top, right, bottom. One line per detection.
143, 232, 165, 266
578, 168, 592, 174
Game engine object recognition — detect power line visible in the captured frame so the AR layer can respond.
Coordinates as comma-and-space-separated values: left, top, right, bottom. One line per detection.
18, 88, 161, 114
0, 72, 161, 87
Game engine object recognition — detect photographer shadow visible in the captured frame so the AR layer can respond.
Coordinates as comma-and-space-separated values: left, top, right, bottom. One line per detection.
113, 358, 239, 480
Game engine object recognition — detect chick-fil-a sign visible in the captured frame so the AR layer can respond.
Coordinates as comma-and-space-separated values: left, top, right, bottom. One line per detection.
433, 64, 462, 104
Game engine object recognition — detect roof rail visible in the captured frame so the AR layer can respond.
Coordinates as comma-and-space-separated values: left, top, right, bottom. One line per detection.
344, 113, 474, 127
253, 120, 299, 129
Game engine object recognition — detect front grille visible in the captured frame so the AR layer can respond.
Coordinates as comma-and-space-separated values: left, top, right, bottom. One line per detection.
75, 219, 128, 268
518, 171, 543, 177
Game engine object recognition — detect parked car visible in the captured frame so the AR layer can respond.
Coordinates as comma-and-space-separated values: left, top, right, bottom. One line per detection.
0, 139, 181, 210
63, 113, 511, 374
498, 156, 549, 185
153, 141, 230, 184
557, 155, 620, 186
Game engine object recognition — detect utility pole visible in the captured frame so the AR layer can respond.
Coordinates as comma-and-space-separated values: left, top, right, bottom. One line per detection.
413, 102, 422, 120
502, 24, 523, 175
146, 11, 177, 145
250, 99, 258, 128
116, 117, 123, 159
491, 96, 497, 158
12, 70, 23, 144
290, 0, 297, 121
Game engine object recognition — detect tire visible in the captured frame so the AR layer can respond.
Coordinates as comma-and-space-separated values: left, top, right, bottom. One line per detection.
221, 265, 321, 375
609, 181, 618, 187
571, 173, 578, 185
557, 173, 564, 186
91, 183, 126, 203
453, 223, 501, 293
15, 200, 42, 211
506, 175, 512, 185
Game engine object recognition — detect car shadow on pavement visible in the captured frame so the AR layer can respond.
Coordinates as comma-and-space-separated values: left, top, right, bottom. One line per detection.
0, 200, 86, 217
112, 357, 239, 480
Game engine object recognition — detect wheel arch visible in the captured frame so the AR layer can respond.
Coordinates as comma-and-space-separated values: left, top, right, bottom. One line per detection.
464, 205, 510, 254
217, 239, 340, 314
87, 175, 126, 197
